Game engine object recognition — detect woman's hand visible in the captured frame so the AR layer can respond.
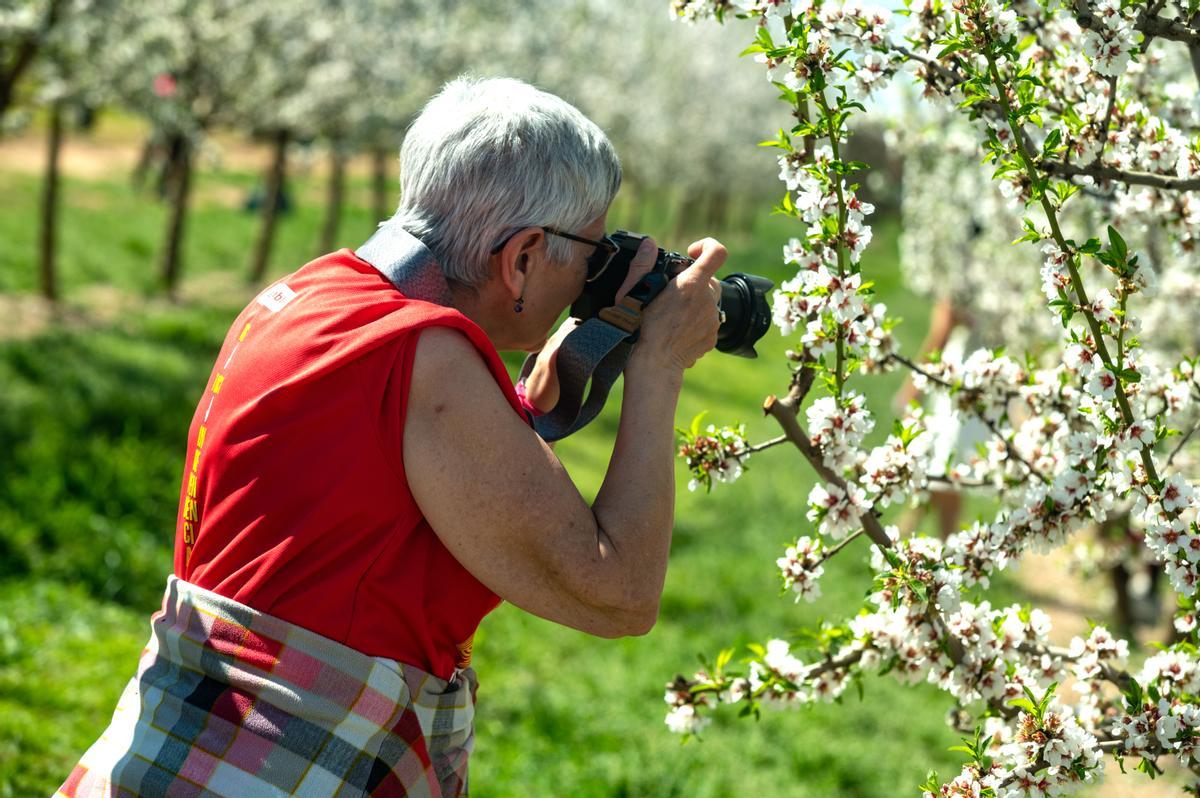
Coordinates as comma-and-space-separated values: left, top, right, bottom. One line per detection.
632, 237, 727, 373
520, 317, 578, 414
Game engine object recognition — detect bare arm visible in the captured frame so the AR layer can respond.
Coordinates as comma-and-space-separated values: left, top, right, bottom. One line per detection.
403, 240, 726, 638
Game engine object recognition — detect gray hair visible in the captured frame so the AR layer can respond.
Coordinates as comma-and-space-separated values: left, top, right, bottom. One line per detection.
389, 76, 622, 289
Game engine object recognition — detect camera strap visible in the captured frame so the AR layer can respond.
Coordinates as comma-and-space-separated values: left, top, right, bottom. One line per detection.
517, 316, 637, 442
357, 223, 636, 442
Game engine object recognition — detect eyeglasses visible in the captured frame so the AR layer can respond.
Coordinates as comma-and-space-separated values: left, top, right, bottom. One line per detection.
491, 227, 620, 283
544, 228, 620, 283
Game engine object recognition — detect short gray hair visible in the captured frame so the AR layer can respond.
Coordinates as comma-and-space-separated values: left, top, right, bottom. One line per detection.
389, 76, 622, 289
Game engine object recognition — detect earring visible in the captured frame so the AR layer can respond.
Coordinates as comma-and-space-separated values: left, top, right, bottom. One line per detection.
514, 295, 525, 313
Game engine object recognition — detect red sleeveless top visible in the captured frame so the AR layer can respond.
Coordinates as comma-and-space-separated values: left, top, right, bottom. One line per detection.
173, 249, 520, 679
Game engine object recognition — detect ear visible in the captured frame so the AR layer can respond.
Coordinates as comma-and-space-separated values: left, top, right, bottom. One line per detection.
491, 227, 546, 300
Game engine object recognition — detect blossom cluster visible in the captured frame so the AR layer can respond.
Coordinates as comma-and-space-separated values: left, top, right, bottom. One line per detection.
776, 535, 824, 602
926, 704, 1103, 798
677, 421, 751, 492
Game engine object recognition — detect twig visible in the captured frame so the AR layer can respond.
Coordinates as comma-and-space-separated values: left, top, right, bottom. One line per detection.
889, 352, 957, 390
927, 475, 991, 489
981, 416, 1053, 486
818, 528, 865, 564
748, 435, 789, 454
1090, 74, 1119, 164
1168, 421, 1200, 466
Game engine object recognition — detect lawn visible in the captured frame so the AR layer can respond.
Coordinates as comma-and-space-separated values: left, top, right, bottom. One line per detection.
0, 141, 969, 797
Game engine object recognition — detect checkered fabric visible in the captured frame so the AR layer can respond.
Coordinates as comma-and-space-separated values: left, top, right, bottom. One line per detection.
56, 576, 477, 797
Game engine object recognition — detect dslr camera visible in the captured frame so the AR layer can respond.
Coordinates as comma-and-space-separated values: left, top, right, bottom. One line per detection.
569, 231, 774, 358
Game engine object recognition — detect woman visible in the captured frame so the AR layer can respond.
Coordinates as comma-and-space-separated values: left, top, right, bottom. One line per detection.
58, 77, 725, 797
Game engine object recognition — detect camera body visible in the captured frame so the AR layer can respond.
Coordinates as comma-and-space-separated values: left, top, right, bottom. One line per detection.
569, 230, 774, 358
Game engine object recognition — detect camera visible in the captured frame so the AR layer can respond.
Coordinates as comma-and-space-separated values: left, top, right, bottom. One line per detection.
569, 230, 774, 358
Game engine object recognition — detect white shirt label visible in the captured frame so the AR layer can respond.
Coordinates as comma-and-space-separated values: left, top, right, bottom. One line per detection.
257, 282, 297, 313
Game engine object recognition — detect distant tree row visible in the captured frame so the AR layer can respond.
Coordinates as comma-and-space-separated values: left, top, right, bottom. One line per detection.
0, 0, 784, 300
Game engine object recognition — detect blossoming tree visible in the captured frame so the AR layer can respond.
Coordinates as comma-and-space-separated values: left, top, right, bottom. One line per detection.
665, 0, 1200, 794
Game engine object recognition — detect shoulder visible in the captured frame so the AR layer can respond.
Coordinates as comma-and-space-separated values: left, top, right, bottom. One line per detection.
413, 323, 480, 360
406, 324, 510, 419
409, 324, 493, 390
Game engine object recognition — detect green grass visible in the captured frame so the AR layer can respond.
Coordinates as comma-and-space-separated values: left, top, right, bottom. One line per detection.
0, 153, 970, 797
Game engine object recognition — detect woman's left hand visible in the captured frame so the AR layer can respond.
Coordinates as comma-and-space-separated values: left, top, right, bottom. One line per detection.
521, 317, 579, 414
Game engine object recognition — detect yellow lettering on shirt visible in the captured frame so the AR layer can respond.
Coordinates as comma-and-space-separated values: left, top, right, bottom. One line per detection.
238, 322, 252, 342
456, 635, 476, 669
197, 425, 207, 449
187, 473, 198, 499
183, 497, 199, 523
212, 374, 225, 394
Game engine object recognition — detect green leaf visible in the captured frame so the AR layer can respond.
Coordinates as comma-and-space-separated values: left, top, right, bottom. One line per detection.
937, 41, 966, 58
1108, 225, 1128, 261
1042, 128, 1062, 157
1008, 697, 1037, 715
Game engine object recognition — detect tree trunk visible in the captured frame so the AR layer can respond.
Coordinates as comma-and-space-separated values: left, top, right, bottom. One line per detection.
0, 0, 65, 122
247, 129, 290, 284
1110, 560, 1133, 640
38, 101, 64, 302
159, 134, 193, 298
317, 145, 347, 255
132, 131, 157, 191
372, 148, 392, 223
671, 190, 704, 242
706, 191, 729, 233
615, 177, 638, 232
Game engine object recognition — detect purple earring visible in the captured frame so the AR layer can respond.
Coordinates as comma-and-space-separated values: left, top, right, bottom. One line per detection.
514, 296, 525, 313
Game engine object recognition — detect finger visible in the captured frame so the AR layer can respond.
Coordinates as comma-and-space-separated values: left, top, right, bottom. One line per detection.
616, 236, 657, 300
681, 238, 727, 281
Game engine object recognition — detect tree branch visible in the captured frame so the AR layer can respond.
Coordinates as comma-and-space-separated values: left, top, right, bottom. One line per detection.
1039, 159, 1200, 191
1073, 0, 1200, 46
762, 393, 894, 549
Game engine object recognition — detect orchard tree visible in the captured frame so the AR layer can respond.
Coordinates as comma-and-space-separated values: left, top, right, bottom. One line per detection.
235, 0, 339, 284
308, 0, 457, 251
661, 0, 1200, 795
99, 0, 281, 296
0, 0, 64, 126
457, 0, 783, 236
27, 0, 115, 301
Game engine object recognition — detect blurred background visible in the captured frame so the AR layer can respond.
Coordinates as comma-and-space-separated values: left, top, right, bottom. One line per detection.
1, 1, 1156, 796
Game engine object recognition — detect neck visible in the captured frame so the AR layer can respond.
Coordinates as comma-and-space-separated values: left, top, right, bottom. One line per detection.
449, 280, 523, 351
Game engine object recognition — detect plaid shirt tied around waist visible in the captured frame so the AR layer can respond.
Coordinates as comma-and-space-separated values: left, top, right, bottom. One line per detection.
57, 576, 477, 797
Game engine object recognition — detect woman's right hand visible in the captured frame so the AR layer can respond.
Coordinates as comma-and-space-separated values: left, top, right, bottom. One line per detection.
634, 237, 728, 372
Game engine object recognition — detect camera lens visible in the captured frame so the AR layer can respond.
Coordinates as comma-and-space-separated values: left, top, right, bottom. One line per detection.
717, 274, 775, 358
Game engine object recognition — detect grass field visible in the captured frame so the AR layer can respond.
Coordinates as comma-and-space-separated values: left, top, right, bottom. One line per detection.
0, 139, 972, 797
